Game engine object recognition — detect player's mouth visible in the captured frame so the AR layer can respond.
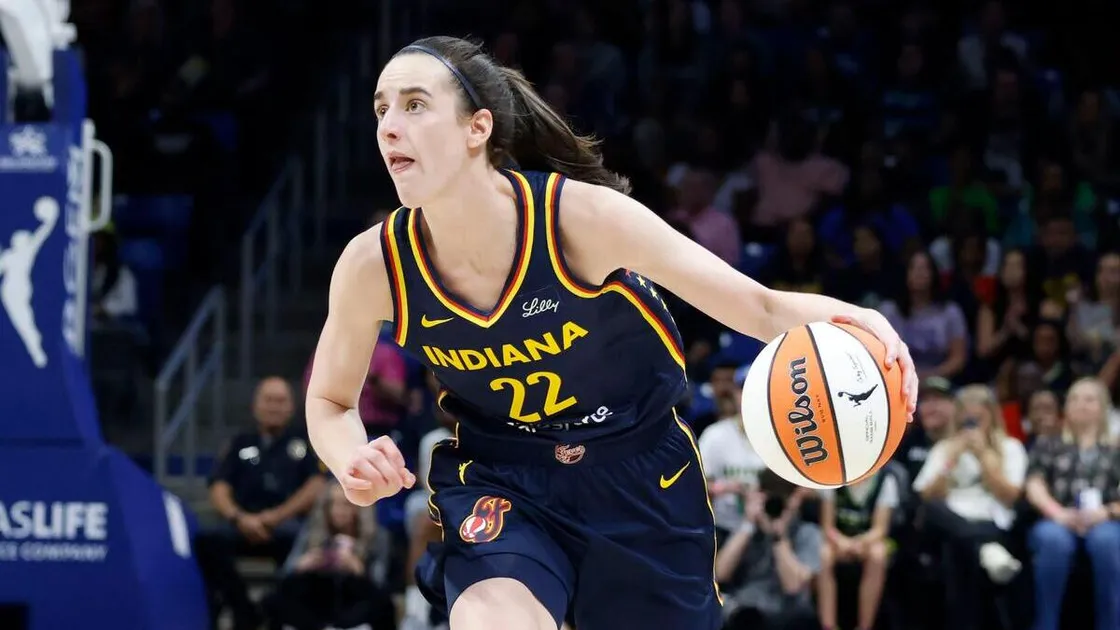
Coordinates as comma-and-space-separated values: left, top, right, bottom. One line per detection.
387, 152, 415, 174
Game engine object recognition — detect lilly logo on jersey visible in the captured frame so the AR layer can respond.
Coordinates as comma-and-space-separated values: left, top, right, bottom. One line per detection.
459, 496, 512, 544
520, 286, 561, 319
787, 357, 829, 467
421, 320, 588, 371
521, 296, 559, 318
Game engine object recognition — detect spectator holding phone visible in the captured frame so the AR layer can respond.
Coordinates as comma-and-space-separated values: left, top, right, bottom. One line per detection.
912, 384, 1027, 630
715, 470, 820, 630
1024, 377, 1120, 630
267, 483, 396, 629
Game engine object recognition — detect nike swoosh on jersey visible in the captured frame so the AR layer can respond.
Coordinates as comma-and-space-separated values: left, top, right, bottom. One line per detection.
421, 315, 454, 328
659, 462, 691, 489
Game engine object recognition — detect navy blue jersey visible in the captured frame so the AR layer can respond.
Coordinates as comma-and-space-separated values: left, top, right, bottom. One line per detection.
380, 169, 687, 439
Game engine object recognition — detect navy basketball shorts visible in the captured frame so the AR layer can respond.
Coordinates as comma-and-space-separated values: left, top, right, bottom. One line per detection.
415, 413, 723, 629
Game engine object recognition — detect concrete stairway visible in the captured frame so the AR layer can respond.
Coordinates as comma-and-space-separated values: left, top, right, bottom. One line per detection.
121, 205, 374, 516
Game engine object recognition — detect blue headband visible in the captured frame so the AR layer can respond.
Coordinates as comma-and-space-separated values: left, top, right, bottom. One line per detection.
401, 45, 483, 111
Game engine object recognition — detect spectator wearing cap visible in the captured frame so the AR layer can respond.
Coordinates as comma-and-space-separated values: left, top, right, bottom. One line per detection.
893, 376, 955, 485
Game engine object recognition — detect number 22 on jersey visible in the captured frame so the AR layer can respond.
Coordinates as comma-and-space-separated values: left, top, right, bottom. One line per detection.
490, 371, 577, 423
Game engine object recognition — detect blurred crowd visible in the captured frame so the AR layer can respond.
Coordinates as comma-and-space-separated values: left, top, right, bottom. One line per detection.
70, 0, 340, 363
69, 0, 347, 426
68, 0, 1120, 628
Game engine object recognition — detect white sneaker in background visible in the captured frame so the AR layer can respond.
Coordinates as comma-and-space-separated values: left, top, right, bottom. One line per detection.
405, 584, 431, 618
980, 542, 1021, 584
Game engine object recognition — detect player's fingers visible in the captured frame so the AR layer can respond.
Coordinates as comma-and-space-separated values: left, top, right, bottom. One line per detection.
834, 313, 898, 366
880, 326, 901, 368
351, 457, 389, 488
372, 436, 408, 470
340, 473, 373, 491
370, 438, 413, 487
899, 352, 919, 419
368, 449, 405, 491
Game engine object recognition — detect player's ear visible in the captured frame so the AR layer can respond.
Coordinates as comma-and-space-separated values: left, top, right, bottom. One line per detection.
465, 109, 493, 150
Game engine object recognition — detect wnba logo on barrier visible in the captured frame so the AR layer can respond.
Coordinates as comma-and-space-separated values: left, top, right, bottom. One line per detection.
0, 127, 58, 172
0, 198, 58, 368
0, 126, 85, 368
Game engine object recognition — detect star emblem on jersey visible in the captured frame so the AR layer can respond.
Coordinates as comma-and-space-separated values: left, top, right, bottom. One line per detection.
459, 496, 512, 544
659, 462, 691, 489
421, 314, 454, 328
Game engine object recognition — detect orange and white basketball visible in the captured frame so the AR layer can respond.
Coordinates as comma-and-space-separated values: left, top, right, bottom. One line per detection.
741, 322, 907, 489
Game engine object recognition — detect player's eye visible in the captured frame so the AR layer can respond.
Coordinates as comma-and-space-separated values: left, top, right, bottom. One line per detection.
407, 100, 426, 113
374, 104, 387, 119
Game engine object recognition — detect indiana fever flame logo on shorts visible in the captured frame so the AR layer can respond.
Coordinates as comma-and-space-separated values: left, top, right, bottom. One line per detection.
458, 496, 513, 544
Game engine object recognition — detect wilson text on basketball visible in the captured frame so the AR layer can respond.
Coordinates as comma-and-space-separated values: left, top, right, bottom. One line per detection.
787, 357, 829, 466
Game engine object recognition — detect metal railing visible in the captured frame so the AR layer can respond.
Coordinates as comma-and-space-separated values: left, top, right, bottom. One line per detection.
241, 38, 368, 380
153, 286, 226, 484
149, 33, 380, 485
77, 119, 115, 358
237, 156, 306, 380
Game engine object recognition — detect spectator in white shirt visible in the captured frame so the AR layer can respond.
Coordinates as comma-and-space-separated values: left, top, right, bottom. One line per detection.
699, 387, 768, 536
912, 384, 1027, 630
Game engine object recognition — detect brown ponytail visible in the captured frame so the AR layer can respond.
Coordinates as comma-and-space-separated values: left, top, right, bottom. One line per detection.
396, 36, 631, 195
498, 67, 631, 194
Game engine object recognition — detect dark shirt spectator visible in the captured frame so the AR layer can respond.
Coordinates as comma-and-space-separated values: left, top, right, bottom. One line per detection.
196, 376, 325, 630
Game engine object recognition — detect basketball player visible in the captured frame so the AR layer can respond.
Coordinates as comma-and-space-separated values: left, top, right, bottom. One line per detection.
306, 36, 919, 630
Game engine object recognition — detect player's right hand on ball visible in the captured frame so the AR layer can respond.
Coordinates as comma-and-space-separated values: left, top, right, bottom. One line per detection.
340, 436, 417, 506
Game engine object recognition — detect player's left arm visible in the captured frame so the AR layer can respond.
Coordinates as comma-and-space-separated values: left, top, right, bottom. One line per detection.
558, 180, 918, 413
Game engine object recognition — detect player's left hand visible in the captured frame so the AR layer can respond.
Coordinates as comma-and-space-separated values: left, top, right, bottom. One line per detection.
832, 309, 919, 421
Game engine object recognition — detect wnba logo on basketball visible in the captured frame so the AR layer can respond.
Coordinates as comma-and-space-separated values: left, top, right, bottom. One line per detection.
787, 357, 828, 467
458, 496, 512, 544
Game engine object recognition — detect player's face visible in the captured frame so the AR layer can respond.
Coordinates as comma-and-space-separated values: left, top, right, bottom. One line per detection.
374, 55, 473, 207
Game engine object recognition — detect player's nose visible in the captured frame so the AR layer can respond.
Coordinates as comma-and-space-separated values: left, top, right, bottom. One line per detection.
378, 110, 404, 144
